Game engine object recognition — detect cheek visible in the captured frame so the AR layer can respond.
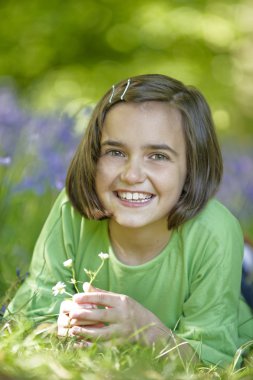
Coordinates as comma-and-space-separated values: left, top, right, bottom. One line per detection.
95, 158, 107, 179
159, 170, 186, 196
96, 158, 122, 183
95, 161, 113, 193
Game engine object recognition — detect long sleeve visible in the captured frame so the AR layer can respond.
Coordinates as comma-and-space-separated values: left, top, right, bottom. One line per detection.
5, 190, 80, 323
176, 200, 245, 367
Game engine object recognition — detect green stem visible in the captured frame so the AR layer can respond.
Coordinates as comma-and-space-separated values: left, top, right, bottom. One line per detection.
71, 267, 79, 293
89, 260, 105, 287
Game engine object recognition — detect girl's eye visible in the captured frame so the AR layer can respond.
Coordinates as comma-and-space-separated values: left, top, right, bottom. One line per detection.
150, 153, 170, 161
106, 150, 125, 157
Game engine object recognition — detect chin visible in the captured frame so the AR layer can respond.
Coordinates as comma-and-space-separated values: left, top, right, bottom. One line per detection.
113, 216, 151, 229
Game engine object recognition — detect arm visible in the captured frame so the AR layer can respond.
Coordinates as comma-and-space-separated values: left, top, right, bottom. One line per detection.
174, 205, 245, 368
5, 191, 77, 323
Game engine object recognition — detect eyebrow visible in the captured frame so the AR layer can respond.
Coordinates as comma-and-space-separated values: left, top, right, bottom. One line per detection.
101, 140, 124, 148
101, 140, 178, 156
144, 144, 178, 156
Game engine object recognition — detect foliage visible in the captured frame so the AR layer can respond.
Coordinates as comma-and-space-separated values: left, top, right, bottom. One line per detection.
0, 85, 80, 301
0, 0, 253, 136
0, 319, 252, 380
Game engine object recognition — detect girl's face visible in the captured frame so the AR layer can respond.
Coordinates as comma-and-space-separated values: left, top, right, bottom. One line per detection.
95, 101, 187, 231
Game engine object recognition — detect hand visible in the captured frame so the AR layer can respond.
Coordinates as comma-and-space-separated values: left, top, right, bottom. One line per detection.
57, 299, 100, 338
68, 284, 171, 344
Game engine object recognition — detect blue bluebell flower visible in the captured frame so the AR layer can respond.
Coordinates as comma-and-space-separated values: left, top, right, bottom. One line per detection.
0, 305, 6, 315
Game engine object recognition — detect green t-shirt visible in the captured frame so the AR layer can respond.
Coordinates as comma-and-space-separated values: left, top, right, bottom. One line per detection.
6, 190, 253, 367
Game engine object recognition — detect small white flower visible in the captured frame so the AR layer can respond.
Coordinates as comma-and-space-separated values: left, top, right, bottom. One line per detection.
70, 278, 76, 284
63, 259, 73, 268
83, 282, 91, 292
1, 322, 12, 335
52, 281, 66, 296
98, 252, 109, 260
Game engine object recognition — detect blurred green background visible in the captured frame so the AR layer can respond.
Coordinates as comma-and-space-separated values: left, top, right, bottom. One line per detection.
0, 0, 252, 135
1, 0, 253, 305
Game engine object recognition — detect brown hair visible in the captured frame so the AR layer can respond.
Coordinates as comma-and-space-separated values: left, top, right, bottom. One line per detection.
66, 74, 223, 229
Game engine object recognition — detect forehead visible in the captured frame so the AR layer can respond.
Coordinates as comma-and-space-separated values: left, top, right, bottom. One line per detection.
103, 101, 182, 130
101, 101, 185, 152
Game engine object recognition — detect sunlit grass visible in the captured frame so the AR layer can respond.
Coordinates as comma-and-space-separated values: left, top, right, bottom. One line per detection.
0, 316, 252, 380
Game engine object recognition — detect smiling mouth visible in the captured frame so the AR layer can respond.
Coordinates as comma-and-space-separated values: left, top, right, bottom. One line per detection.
116, 191, 154, 203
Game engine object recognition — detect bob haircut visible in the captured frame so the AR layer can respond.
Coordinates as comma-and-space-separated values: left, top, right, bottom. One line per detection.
66, 74, 223, 230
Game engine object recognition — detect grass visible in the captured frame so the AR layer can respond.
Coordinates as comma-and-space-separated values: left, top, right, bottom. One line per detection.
0, 316, 253, 380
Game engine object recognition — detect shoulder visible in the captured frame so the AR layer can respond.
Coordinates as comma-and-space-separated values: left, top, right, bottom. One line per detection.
47, 188, 82, 223
178, 198, 244, 269
33, 189, 108, 262
39, 189, 80, 232
177, 199, 244, 289
183, 198, 243, 245
51, 188, 73, 213
39, 189, 104, 240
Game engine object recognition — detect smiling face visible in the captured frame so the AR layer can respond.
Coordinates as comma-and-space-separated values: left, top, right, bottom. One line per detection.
95, 101, 187, 232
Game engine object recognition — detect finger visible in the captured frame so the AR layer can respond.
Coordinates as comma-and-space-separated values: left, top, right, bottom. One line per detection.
58, 311, 71, 328
83, 282, 110, 293
73, 292, 127, 308
68, 303, 98, 325
58, 327, 70, 337
60, 299, 74, 314
71, 322, 106, 329
70, 318, 99, 326
57, 314, 73, 337
72, 303, 97, 311
70, 324, 119, 341
70, 306, 116, 324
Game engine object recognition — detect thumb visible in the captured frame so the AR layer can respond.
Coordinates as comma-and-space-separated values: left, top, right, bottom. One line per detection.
82, 282, 94, 292
82, 282, 108, 293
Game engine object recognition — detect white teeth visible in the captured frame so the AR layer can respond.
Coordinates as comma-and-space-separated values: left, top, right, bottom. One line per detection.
133, 193, 138, 200
117, 192, 152, 202
126, 193, 132, 200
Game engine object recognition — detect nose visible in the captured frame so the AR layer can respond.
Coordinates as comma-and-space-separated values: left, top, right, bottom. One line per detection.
120, 158, 146, 184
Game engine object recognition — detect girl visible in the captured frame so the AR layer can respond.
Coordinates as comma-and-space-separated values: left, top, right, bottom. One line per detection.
6, 74, 253, 367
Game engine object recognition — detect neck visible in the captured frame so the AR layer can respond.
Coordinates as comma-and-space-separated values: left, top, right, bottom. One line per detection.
108, 220, 172, 265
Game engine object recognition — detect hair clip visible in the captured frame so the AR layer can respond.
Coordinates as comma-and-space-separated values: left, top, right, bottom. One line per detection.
120, 79, 131, 100
109, 85, 115, 103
